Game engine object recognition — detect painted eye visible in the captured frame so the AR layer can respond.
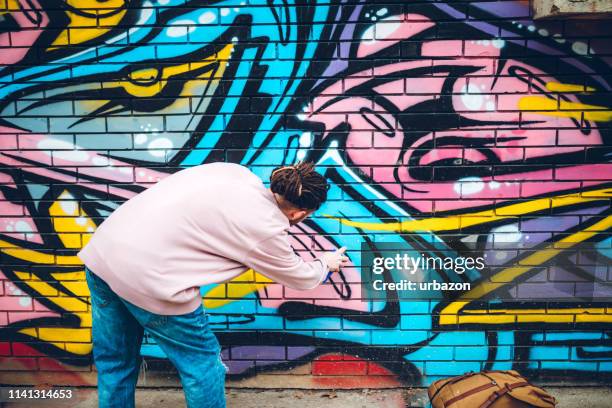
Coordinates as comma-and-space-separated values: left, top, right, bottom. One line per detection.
359, 107, 395, 137
126, 67, 162, 86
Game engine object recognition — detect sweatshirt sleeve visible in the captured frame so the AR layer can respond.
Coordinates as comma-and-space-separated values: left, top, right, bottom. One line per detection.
243, 232, 329, 290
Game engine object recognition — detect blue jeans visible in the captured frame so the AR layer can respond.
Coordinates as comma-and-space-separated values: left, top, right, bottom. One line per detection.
85, 267, 226, 408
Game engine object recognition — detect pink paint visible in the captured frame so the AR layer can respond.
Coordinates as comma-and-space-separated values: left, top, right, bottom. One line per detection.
0, 0, 48, 65
2, 129, 170, 201
422, 40, 463, 57
307, 36, 607, 212
259, 224, 367, 312
0, 273, 58, 326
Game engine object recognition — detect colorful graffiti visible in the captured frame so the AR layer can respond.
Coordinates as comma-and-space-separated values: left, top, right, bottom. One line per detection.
0, 0, 610, 386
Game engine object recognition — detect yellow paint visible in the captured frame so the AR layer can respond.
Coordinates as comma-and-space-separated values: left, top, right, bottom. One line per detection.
518, 96, 612, 122
19, 327, 91, 343
111, 43, 234, 98
439, 215, 612, 326
72, 312, 93, 328
50, 0, 127, 48
0, 191, 91, 265
328, 187, 611, 233
545, 82, 596, 93
49, 191, 96, 249
14, 271, 89, 313
64, 342, 93, 355
3, 190, 93, 354
0, 0, 18, 13
203, 269, 273, 309
17, 328, 92, 356
0, 242, 81, 265
51, 272, 90, 297
460, 307, 607, 325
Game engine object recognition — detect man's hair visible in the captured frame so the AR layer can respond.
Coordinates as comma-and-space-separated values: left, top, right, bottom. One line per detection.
270, 162, 329, 210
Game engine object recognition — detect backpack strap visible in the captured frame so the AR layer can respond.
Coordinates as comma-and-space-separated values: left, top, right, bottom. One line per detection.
479, 382, 530, 408
429, 371, 477, 403
445, 382, 499, 407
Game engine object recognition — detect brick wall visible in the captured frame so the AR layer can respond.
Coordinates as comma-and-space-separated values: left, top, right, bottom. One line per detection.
0, 0, 610, 388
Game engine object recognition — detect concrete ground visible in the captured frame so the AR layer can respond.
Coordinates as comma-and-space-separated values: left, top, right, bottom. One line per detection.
6, 387, 610, 407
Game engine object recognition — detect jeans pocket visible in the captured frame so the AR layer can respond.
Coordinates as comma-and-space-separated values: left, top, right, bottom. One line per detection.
147, 314, 168, 328
85, 268, 113, 308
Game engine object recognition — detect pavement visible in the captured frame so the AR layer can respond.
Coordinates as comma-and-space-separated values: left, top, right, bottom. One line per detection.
6, 386, 610, 407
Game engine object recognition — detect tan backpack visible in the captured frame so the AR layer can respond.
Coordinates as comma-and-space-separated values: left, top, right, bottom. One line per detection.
428, 370, 557, 408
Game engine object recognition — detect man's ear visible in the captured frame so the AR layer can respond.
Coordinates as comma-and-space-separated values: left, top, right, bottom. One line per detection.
291, 209, 309, 221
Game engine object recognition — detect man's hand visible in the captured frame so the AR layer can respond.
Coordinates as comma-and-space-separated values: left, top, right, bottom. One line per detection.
322, 246, 349, 272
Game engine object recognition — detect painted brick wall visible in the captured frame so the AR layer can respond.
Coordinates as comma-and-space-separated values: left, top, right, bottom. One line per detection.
0, 0, 610, 389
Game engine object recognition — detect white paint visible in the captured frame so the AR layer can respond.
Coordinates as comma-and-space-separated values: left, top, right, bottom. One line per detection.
492, 39, 505, 49
135, 133, 148, 144
486, 101, 495, 111
572, 41, 589, 55
376, 8, 388, 16
19, 297, 31, 307
60, 201, 78, 215
167, 20, 196, 38
296, 150, 306, 160
119, 167, 132, 174
489, 180, 501, 189
362, 25, 375, 42
538, 28, 549, 36
148, 138, 173, 157
553, 34, 565, 43
37, 139, 89, 162
299, 132, 312, 146
198, 11, 216, 24
491, 223, 523, 243
482, 40, 490, 46
460, 83, 484, 111
220, 8, 230, 17
158, 0, 170, 4
528, 25, 536, 32
375, 18, 401, 39
59, 192, 78, 215
92, 156, 109, 166
76, 217, 87, 226
454, 177, 485, 196
138, 170, 146, 177
362, 15, 401, 43
14, 220, 32, 233
87, 226, 95, 232
495, 251, 508, 260
167, 26, 188, 38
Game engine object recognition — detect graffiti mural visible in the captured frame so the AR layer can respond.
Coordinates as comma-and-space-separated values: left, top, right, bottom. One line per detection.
0, 0, 610, 387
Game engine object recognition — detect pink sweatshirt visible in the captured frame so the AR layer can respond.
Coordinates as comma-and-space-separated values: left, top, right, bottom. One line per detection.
77, 163, 328, 315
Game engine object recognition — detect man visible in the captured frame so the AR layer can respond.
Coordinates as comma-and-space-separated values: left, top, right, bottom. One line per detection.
78, 161, 349, 408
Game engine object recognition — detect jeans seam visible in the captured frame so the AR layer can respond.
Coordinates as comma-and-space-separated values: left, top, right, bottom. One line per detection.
87, 269, 112, 308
